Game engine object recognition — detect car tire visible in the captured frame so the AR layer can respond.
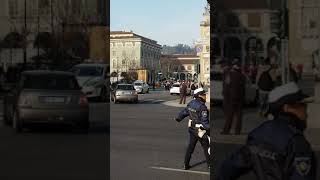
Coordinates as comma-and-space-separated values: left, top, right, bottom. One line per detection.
170, 93, 173, 95
78, 120, 89, 133
3, 98, 12, 125
100, 87, 108, 102
13, 111, 22, 133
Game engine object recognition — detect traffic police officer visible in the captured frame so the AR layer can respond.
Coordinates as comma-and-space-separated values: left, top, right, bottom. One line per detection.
175, 87, 210, 170
217, 82, 317, 180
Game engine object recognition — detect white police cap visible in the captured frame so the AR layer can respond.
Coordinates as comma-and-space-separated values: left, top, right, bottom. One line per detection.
268, 82, 311, 105
194, 88, 206, 95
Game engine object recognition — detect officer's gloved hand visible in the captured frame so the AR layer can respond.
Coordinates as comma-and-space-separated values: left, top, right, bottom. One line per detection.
174, 117, 181, 122
191, 121, 196, 128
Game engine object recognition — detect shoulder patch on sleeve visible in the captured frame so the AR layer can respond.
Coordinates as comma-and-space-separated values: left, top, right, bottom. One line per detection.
295, 157, 311, 176
201, 111, 208, 118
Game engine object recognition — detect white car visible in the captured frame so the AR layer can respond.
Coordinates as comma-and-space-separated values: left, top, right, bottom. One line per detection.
70, 63, 109, 102
211, 72, 258, 105
133, 80, 149, 94
170, 83, 191, 95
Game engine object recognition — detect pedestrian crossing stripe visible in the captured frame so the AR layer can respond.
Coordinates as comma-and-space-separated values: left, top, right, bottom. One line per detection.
139, 99, 166, 104
150, 166, 209, 175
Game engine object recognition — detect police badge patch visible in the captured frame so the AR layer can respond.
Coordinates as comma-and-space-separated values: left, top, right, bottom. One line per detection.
201, 111, 208, 118
294, 157, 311, 176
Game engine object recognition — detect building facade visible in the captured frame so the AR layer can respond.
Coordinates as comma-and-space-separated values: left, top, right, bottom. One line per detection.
195, 3, 210, 85
214, 0, 282, 66
160, 54, 199, 81
0, 0, 107, 69
110, 31, 162, 83
288, 0, 320, 74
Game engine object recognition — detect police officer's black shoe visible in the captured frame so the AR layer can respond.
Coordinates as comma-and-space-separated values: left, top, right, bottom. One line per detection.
183, 164, 191, 170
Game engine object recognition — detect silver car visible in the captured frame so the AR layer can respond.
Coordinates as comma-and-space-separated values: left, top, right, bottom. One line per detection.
3, 71, 89, 132
111, 84, 138, 103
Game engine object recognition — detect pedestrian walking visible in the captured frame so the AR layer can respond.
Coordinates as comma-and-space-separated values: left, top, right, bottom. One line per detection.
256, 58, 275, 116
179, 81, 187, 104
174, 88, 210, 170
217, 82, 317, 180
190, 83, 196, 96
221, 60, 245, 135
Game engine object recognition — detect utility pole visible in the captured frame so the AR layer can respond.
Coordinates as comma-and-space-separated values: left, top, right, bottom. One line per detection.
279, 0, 289, 84
23, 0, 27, 69
37, 0, 40, 59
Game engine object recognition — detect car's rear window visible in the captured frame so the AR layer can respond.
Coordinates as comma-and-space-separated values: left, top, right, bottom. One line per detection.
117, 85, 135, 90
211, 73, 223, 81
71, 66, 104, 77
134, 83, 142, 86
21, 74, 80, 90
173, 84, 180, 87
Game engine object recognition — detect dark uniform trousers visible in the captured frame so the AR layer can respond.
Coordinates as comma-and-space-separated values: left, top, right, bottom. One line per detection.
185, 130, 210, 166
223, 101, 242, 134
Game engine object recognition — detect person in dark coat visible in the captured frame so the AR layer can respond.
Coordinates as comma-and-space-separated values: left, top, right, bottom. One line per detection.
179, 81, 187, 104
217, 82, 317, 180
221, 60, 245, 135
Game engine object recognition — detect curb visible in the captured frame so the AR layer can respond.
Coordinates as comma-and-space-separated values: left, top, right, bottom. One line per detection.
212, 129, 320, 151
162, 99, 210, 109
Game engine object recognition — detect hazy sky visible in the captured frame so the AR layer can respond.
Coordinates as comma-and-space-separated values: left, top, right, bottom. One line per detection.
110, 0, 207, 46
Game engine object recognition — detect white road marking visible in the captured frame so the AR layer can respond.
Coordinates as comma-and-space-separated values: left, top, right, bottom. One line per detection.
149, 166, 209, 175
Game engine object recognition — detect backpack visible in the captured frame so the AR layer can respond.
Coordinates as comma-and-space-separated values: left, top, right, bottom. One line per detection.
257, 67, 274, 91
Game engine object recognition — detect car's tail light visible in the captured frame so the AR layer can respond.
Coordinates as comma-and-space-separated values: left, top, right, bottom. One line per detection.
79, 94, 88, 105
18, 95, 31, 106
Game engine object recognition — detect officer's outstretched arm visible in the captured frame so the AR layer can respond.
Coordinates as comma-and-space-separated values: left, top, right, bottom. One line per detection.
175, 107, 189, 122
217, 146, 252, 180
289, 135, 316, 180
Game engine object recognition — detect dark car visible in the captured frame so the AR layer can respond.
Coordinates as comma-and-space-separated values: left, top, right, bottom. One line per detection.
3, 70, 89, 132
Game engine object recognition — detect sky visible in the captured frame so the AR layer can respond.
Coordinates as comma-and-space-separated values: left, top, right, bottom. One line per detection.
110, 0, 208, 47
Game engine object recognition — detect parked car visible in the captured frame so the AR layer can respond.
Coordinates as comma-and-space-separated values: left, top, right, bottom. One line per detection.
70, 63, 109, 102
3, 70, 89, 132
169, 83, 191, 95
111, 84, 138, 103
211, 71, 258, 105
133, 80, 149, 94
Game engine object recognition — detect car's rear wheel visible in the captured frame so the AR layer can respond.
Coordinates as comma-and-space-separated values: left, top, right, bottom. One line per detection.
3, 99, 12, 126
78, 120, 89, 133
100, 87, 108, 102
13, 111, 22, 133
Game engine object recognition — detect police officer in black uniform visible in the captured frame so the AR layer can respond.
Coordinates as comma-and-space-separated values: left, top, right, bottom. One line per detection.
217, 82, 317, 180
175, 87, 210, 170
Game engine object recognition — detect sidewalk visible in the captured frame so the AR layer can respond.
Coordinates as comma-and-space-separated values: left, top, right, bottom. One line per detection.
212, 109, 320, 151
162, 96, 210, 109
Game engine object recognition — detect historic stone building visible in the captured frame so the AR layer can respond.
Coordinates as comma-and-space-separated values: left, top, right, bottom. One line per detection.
160, 54, 199, 81
195, 3, 210, 85
213, 0, 282, 65
288, 0, 320, 74
0, 0, 108, 68
110, 31, 162, 83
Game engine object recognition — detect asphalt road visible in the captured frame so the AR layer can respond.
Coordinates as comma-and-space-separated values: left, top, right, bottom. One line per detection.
110, 91, 210, 180
0, 100, 108, 180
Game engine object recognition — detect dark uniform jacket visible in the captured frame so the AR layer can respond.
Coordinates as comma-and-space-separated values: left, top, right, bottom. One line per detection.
177, 98, 209, 135
218, 113, 317, 180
